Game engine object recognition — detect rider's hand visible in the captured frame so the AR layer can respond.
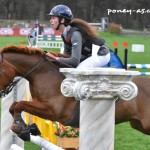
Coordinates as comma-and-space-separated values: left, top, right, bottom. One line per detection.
46, 53, 56, 59
46, 52, 59, 61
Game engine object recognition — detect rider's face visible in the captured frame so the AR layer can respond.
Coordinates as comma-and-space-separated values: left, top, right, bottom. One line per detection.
50, 16, 59, 29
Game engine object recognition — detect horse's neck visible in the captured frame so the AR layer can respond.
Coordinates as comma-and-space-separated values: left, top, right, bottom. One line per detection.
4, 52, 65, 95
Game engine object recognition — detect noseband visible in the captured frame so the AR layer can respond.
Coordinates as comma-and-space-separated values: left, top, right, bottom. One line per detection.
0, 52, 46, 97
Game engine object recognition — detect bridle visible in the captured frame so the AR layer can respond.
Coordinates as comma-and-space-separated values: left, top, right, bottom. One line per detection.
0, 52, 46, 97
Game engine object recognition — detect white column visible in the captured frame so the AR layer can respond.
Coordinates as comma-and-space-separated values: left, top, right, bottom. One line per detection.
80, 100, 115, 150
60, 68, 139, 150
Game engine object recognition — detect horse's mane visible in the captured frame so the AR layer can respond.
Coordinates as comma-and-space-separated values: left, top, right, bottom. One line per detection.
0, 45, 44, 55
0, 45, 69, 58
0, 44, 72, 68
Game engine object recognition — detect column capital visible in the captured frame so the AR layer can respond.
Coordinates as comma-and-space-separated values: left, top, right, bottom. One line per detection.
60, 68, 139, 101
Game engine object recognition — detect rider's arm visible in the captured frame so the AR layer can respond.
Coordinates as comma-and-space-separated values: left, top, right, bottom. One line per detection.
59, 31, 82, 67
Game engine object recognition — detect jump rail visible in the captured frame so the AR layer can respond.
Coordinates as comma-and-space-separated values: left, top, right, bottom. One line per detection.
128, 64, 150, 69
10, 135, 63, 150
127, 64, 150, 76
139, 72, 150, 76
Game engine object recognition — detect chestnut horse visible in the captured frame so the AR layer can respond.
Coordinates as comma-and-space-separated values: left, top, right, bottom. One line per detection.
0, 45, 150, 141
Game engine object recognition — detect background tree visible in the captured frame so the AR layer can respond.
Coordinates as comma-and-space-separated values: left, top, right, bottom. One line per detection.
0, 0, 150, 29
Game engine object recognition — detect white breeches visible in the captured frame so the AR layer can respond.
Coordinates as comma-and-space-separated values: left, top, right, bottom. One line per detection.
77, 53, 110, 69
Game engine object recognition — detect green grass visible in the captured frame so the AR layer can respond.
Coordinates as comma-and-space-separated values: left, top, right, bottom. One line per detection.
24, 142, 41, 150
100, 32, 150, 73
0, 36, 28, 47
115, 123, 150, 150
100, 32, 150, 64
1, 33, 150, 149
1, 33, 150, 65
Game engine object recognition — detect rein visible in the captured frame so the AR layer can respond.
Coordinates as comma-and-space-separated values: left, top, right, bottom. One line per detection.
0, 53, 46, 97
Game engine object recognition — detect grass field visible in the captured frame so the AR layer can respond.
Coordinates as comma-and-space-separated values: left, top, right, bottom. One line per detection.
0, 33, 150, 150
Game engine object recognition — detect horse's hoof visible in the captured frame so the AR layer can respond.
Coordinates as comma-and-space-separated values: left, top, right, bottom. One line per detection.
10, 129, 30, 142
29, 123, 41, 136
11, 122, 22, 134
11, 123, 41, 141
19, 129, 30, 141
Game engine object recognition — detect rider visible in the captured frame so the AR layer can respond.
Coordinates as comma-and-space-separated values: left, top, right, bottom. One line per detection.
47, 4, 110, 69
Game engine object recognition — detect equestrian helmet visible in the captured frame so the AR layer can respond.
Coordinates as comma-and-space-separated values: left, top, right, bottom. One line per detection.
48, 4, 73, 20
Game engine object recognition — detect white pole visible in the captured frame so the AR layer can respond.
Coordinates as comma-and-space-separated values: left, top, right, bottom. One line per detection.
30, 135, 63, 150
10, 144, 24, 150
35, 19, 39, 47
10, 135, 64, 150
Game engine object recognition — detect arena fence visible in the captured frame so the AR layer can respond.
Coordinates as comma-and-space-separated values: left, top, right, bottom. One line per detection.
27, 26, 64, 53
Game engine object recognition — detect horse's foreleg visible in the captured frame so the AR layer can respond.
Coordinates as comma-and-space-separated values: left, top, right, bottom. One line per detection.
11, 100, 49, 141
9, 101, 32, 141
9, 102, 27, 133
13, 100, 55, 120
9, 102, 18, 116
11, 113, 27, 132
